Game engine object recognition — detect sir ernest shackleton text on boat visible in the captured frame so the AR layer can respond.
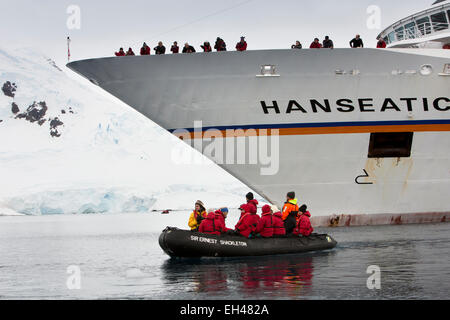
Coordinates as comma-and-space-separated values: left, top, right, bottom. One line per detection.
260, 97, 450, 114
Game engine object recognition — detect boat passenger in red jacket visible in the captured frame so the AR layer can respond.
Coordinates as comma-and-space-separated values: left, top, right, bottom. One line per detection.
255, 205, 274, 238
199, 209, 225, 235
216, 208, 232, 232
235, 204, 260, 238
271, 205, 286, 236
293, 205, 314, 237
244, 192, 259, 217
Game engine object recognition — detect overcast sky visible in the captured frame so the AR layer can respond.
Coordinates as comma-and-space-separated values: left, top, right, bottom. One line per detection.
0, 0, 434, 69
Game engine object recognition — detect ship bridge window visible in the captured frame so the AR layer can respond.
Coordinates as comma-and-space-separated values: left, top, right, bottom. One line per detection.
431, 12, 448, 31
416, 16, 432, 35
368, 132, 414, 158
404, 22, 416, 39
388, 31, 396, 43
395, 26, 405, 41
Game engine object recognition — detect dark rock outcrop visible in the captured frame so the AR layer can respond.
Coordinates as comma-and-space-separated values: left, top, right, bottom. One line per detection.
16, 101, 48, 125
2, 81, 17, 98
49, 117, 64, 137
11, 102, 20, 114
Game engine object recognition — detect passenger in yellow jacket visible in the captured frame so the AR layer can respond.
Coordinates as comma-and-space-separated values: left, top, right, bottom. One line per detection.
188, 200, 207, 231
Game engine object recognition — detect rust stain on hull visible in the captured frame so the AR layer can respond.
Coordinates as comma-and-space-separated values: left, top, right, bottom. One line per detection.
313, 212, 449, 228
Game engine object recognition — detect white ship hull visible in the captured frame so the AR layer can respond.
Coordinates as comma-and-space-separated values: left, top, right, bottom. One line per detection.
68, 48, 450, 226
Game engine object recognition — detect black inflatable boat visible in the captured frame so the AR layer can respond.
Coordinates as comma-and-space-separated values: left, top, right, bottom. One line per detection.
159, 227, 337, 258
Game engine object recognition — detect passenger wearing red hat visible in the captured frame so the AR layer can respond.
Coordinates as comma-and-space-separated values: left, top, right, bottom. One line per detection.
255, 205, 274, 238
199, 209, 226, 235
235, 204, 260, 238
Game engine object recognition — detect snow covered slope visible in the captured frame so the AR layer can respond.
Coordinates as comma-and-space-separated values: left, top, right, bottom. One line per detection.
0, 47, 258, 215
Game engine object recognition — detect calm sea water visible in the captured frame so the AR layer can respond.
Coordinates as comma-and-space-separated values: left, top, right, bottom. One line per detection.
0, 213, 449, 300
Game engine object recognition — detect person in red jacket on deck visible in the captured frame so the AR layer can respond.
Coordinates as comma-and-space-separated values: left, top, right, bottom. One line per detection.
271, 205, 286, 236
115, 48, 125, 56
171, 41, 180, 54
199, 209, 225, 235
140, 43, 151, 55
310, 38, 322, 49
294, 205, 314, 237
236, 36, 247, 51
255, 205, 274, 238
126, 47, 135, 56
376, 37, 387, 48
235, 204, 260, 238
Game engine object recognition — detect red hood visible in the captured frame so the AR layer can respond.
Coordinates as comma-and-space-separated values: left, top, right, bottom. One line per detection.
248, 199, 259, 206
301, 211, 311, 218
273, 211, 283, 218
206, 212, 218, 220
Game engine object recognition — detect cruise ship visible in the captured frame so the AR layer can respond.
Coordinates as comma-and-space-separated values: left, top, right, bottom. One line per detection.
67, 1, 450, 227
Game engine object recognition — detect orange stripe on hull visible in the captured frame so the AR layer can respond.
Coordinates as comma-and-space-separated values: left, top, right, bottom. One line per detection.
178, 124, 450, 139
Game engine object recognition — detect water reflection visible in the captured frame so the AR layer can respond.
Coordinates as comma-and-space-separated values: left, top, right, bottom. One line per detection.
161, 251, 335, 298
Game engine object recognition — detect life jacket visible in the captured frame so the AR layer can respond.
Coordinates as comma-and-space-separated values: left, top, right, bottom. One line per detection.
201, 44, 212, 52
377, 40, 386, 48
235, 213, 260, 238
199, 212, 225, 235
282, 199, 299, 221
140, 46, 150, 55
216, 210, 232, 232
188, 210, 207, 230
247, 199, 259, 215
236, 41, 247, 51
256, 212, 274, 238
294, 211, 314, 237
272, 211, 286, 235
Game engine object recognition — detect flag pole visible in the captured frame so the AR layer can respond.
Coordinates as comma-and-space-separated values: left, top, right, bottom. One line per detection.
67, 37, 71, 62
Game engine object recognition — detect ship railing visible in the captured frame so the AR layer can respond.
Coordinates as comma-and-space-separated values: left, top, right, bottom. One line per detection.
391, 21, 449, 43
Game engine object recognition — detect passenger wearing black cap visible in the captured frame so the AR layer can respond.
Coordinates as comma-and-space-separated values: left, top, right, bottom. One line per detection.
282, 191, 299, 221
245, 192, 259, 216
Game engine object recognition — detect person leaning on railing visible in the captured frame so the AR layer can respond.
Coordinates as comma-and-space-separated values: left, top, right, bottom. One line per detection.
350, 34, 364, 48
